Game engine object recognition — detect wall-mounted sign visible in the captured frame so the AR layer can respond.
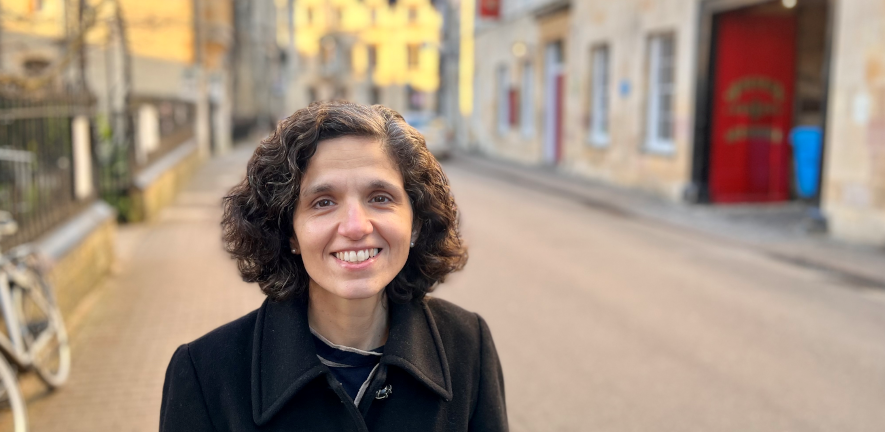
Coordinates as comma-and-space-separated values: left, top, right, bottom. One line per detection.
478, 0, 500, 18
619, 80, 631, 98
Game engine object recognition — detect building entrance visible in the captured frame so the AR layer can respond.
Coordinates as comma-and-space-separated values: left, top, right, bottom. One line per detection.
709, 5, 796, 202
543, 41, 564, 165
697, 0, 830, 204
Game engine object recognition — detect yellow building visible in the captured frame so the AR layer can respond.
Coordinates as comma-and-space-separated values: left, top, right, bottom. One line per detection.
285, 0, 442, 113
0, 0, 231, 98
1, 0, 234, 152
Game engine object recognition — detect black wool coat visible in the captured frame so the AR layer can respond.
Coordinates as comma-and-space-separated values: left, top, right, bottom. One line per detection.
160, 296, 508, 431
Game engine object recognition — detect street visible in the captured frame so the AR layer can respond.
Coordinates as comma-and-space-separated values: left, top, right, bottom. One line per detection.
17, 143, 885, 432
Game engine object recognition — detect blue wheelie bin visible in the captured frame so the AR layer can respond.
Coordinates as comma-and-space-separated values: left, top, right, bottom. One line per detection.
789, 126, 823, 199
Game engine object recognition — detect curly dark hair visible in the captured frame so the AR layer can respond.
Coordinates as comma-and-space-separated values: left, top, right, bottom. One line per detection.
221, 100, 467, 303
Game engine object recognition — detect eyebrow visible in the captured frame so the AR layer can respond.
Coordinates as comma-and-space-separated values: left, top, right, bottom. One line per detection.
367, 179, 399, 192
302, 183, 335, 198
301, 179, 401, 198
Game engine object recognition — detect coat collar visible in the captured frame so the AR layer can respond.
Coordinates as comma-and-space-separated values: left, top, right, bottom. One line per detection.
251, 297, 453, 426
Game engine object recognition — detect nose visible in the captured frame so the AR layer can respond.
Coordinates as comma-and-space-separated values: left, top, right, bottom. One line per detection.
338, 200, 373, 240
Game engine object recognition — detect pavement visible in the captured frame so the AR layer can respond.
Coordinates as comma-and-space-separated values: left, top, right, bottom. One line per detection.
436, 155, 885, 432
12, 144, 265, 432
6, 142, 884, 431
448, 151, 885, 289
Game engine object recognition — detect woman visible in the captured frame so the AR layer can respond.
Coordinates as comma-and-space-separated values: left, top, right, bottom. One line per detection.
160, 101, 508, 431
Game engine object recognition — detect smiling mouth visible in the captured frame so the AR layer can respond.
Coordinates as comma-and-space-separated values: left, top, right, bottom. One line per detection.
333, 248, 380, 264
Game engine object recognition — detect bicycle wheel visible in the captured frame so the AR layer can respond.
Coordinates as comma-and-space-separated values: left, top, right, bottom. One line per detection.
9, 262, 70, 389
0, 355, 28, 432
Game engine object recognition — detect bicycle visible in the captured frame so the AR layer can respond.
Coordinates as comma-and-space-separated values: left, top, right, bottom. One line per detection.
0, 211, 72, 432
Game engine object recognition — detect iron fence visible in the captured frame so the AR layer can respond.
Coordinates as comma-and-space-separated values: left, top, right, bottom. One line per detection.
0, 93, 96, 251
0, 91, 198, 244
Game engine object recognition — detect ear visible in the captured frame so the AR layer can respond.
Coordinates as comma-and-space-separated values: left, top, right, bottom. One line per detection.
410, 224, 421, 245
289, 236, 300, 254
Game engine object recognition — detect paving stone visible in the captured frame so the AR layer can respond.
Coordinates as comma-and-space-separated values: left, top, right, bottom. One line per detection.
15, 144, 264, 432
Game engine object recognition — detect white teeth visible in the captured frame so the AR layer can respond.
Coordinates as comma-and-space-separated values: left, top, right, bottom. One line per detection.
336, 249, 378, 263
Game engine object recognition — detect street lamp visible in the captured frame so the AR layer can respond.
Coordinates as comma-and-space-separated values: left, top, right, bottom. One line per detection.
511, 41, 527, 58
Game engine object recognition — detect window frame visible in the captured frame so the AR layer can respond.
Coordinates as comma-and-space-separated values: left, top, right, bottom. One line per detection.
367, 44, 378, 71
407, 44, 420, 70
520, 61, 535, 138
497, 65, 510, 135
587, 44, 611, 147
644, 32, 677, 155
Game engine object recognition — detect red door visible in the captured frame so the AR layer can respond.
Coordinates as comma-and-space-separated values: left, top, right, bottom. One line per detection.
709, 8, 797, 203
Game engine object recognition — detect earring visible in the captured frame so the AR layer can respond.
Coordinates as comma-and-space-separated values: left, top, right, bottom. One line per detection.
291, 249, 297, 254
410, 242, 414, 248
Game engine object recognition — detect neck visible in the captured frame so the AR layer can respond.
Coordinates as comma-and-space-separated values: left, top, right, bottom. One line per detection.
307, 283, 389, 351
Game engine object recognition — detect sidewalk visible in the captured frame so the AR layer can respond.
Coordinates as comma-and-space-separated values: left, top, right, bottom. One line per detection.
447, 151, 885, 290
18, 143, 265, 432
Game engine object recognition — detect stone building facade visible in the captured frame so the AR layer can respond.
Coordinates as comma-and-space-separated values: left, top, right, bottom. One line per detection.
822, 0, 885, 244
469, 0, 885, 246
284, 0, 443, 115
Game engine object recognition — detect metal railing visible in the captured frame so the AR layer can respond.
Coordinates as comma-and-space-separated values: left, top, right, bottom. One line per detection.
0, 93, 96, 251
0, 90, 198, 236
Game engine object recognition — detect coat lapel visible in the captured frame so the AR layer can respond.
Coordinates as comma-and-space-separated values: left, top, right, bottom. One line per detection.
382, 299, 453, 402
251, 298, 326, 426
250, 297, 454, 426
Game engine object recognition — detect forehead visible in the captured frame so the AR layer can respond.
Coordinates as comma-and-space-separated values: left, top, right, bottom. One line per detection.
300, 136, 402, 190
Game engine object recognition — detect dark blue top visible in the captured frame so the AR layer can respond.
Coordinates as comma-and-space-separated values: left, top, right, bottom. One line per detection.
311, 332, 383, 401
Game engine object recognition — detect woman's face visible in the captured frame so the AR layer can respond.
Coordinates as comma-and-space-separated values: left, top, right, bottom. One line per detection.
291, 136, 416, 301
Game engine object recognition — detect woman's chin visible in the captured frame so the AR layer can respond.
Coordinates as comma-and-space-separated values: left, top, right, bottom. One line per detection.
314, 281, 387, 302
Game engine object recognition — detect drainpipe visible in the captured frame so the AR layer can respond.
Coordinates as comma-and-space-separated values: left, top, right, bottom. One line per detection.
193, 0, 211, 158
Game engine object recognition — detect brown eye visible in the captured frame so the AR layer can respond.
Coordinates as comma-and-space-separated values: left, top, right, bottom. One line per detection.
315, 199, 334, 208
371, 195, 391, 203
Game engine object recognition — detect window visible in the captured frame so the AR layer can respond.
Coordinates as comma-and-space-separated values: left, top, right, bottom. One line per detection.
645, 33, 676, 153
367, 45, 378, 70
407, 44, 420, 69
22, 57, 50, 76
407, 86, 425, 110
588, 45, 610, 146
497, 65, 510, 134
520, 62, 534, 137
408, 7, 418, 22
321, 40, 336, 65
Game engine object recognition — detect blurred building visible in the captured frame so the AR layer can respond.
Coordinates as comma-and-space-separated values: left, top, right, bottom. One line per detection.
0, 0, 236, 318
281, 0, 443, 115
231, 0, 283, 138
468, 0, 885, 246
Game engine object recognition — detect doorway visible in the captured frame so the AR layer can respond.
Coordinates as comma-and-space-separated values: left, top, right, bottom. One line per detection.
691, 0, 831, 204
544, 41, 564, 164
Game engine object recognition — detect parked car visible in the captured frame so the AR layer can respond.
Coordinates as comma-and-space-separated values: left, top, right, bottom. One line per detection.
403, 112, 453, 160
